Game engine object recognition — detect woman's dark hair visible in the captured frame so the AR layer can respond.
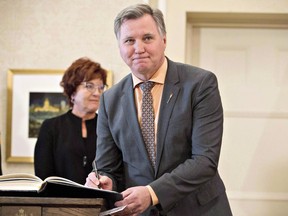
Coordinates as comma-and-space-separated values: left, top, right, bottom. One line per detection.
60, 57, 107, 107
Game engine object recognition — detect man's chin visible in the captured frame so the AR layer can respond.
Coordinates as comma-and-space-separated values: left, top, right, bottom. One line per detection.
132, 65, 149, 74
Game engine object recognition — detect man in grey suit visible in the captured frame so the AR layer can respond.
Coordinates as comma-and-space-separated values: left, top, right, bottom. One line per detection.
85, 3, 232, 216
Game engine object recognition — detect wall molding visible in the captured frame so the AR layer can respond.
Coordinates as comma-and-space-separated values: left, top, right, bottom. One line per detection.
228, 191, 288, 201
187, 12, 288, 29
186, 12, 288, 66
224, 111, 288, 119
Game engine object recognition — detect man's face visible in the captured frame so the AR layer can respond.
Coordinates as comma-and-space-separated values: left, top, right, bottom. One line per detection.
117, 14, 166, 80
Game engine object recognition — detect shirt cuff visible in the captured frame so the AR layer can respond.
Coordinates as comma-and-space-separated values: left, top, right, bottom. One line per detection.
146, 185, 159, 206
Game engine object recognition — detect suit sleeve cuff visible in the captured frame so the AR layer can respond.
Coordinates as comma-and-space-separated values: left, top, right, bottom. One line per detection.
146, 185, 159, 206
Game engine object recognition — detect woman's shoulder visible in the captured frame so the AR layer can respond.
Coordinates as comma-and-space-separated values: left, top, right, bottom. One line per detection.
41, 111, 71, 127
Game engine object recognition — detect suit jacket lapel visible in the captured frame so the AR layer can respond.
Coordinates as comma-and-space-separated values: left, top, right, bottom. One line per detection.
120, 63, 181, 175
155, 60, 180, 175
120, 76, 153, 166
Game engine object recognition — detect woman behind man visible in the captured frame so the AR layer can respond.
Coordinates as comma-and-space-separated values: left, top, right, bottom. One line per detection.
34, 57, 107, 184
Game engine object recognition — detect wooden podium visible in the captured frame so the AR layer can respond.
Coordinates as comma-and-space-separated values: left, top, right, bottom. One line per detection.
0, 196, 105, 216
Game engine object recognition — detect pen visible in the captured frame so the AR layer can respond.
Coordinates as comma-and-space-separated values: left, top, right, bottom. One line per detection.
92, 160, 101, 189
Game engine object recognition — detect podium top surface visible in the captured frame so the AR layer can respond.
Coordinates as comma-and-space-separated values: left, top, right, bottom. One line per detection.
0, 196, 105, 206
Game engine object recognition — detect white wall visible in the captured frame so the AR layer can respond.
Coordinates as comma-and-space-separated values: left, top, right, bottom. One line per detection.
163, 0, 288, 62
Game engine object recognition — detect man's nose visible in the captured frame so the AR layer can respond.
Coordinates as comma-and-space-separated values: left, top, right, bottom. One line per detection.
134, 41, 145, 54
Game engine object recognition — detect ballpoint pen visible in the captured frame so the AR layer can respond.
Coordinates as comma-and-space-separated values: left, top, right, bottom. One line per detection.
92, 160, 101, 189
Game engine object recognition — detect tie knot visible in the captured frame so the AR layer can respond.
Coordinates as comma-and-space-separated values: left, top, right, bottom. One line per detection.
140, 81, 154, 92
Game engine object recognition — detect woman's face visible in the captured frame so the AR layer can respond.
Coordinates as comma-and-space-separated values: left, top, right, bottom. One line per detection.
71, 78, 104, 116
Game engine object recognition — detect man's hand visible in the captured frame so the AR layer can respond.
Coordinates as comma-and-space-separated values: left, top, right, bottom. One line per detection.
114, 186, 152, 216
84, 172, 113, 190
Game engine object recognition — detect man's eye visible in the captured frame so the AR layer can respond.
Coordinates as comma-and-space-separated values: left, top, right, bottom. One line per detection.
144, 36, 153, 41
125, 39, 134, 44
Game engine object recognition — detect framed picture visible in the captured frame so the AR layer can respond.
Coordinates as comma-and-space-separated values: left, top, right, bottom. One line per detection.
6, 69, 113, 163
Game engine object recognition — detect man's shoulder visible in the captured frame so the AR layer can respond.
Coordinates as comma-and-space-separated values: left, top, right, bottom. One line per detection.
105, 73, 132, 94
169, 59, 211, 74
167, 58, 215, 81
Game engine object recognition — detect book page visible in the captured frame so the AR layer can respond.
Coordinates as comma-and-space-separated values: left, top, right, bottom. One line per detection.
0, 173, 41, 181
44, 176, 83, 186
44, 176, 120, 195
0, 173, 43, 191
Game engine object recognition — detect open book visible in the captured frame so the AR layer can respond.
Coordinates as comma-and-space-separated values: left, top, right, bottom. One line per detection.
0, 173, 122, 208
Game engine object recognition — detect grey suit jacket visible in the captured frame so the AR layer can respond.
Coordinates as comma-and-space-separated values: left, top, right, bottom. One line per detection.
96, 58, 232, 216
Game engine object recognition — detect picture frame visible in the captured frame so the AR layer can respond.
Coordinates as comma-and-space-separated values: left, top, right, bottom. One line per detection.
6, 69, 113, 163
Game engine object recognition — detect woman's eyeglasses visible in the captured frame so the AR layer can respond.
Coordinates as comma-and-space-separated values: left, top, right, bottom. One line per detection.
81, 82, 107, 93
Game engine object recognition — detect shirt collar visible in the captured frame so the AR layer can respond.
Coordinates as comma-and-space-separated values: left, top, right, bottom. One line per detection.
132, 58, 168, 88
